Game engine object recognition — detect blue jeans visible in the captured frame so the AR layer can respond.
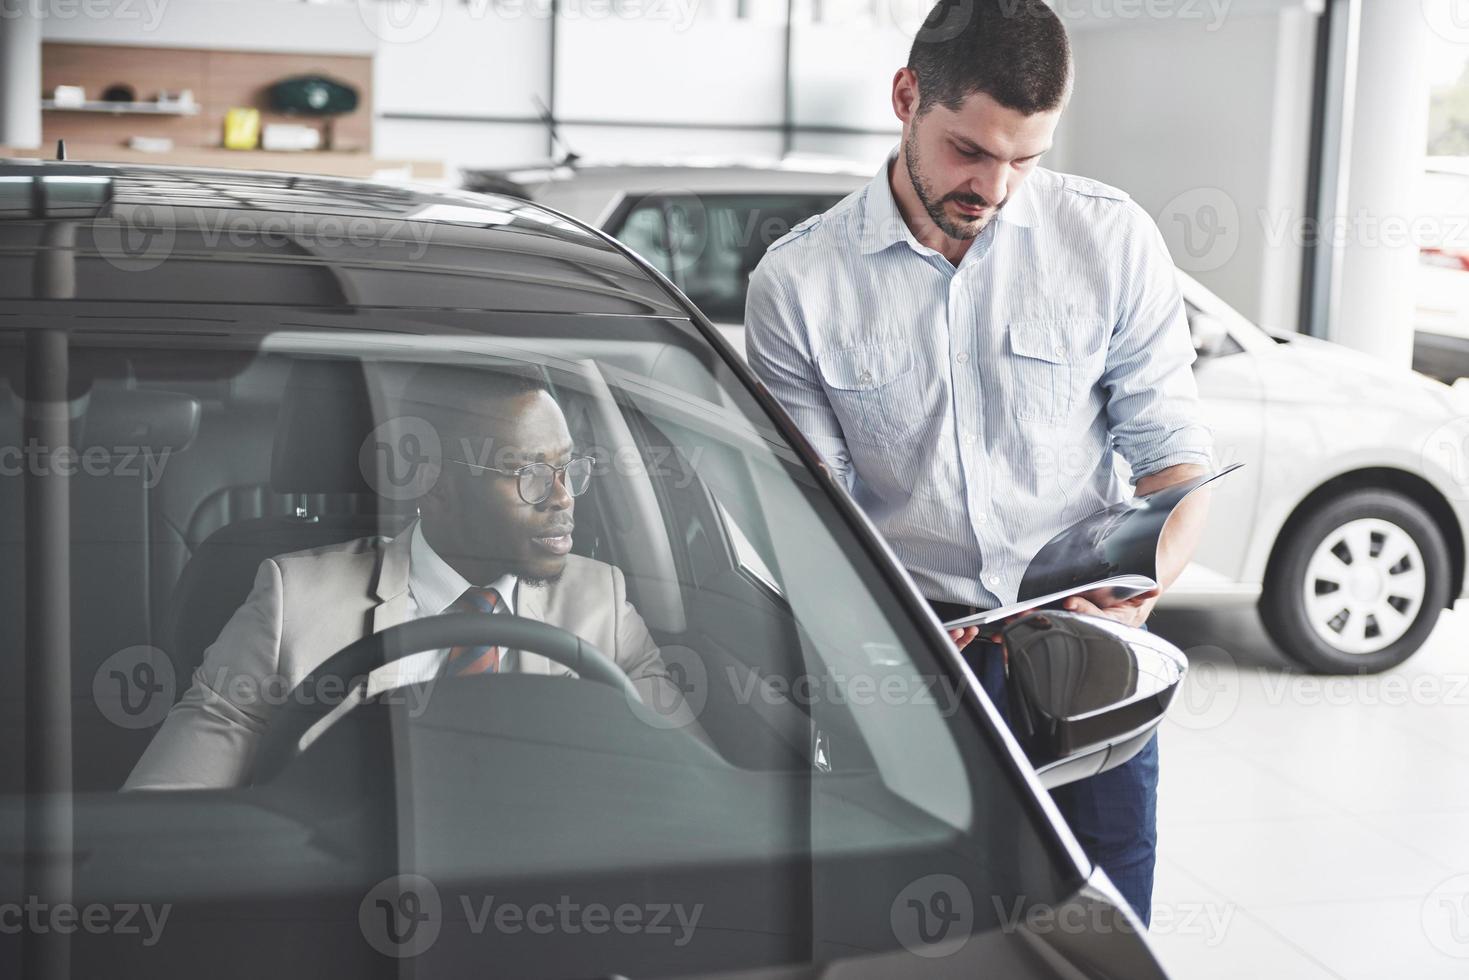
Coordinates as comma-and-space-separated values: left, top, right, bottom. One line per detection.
971, 637, 1159, 926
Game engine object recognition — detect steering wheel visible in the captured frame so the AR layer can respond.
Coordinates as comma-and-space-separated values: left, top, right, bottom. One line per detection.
250, 613, 637, 784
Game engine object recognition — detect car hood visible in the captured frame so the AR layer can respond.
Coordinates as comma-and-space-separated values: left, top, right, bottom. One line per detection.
1258, 331, 1463, 418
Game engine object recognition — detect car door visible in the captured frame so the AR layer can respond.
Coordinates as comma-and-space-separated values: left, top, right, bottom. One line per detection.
2, 309, 1173, 980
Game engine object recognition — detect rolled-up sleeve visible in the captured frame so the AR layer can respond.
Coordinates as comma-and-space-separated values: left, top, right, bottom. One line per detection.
745, 258, 855, 488
1102, 202, 1215, 479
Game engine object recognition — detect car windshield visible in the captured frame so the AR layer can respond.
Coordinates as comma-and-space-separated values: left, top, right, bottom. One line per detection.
0, 306, 1079, 977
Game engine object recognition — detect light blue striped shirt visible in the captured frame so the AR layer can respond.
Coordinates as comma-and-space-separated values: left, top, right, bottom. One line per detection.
745, 147, 1213, 609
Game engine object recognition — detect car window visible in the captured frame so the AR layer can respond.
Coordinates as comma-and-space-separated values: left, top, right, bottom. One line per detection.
608, 193, 844, 322
1185, 299, 1245, 359
1, 309, 1078, 978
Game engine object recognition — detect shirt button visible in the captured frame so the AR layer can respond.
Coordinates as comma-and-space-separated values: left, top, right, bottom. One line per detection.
976, 513, 987, 524
988, 576, 1000, 586
859, 370, 873, 385
955, 352, 969, 364
1054, 344, 1066, 357
961, 433, 976, 446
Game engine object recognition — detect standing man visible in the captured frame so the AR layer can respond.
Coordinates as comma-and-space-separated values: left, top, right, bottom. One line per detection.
745, 0, 1212, 925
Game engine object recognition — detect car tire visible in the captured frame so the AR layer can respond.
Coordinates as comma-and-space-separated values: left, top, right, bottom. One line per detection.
1261, 489, 1451, 674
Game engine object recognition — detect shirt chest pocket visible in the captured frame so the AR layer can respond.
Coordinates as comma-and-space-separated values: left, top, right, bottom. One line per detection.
1005, 317, 1107, 425
816, 342, 931, 447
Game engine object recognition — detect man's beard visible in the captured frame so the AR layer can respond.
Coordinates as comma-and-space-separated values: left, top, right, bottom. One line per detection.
903, 126, 1004, 241
519, 569, 564, 588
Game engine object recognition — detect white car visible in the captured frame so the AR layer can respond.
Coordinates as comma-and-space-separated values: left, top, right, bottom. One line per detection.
468, 160, 1469, 674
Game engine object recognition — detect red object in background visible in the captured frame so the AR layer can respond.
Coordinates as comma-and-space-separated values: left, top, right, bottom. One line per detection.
1421, 246, 1469, 271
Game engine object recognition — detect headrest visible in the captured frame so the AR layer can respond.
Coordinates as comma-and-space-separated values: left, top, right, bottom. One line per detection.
270, 358, 377, 495
79, 387, 200, 455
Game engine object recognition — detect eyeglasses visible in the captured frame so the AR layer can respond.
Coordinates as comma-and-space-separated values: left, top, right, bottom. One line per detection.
446, 454, 595, 505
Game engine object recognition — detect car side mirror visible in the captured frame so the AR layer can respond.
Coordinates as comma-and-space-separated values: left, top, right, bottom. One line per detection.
1189, 313, 1229, 358
999, 611, 1187, 789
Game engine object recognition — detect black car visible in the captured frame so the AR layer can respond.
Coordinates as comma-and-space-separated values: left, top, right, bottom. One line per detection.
0, 160, 1182, 979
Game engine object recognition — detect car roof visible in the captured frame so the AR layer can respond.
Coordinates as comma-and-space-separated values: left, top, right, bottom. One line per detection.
480, 159, 873, 196
0, 159, 687, 317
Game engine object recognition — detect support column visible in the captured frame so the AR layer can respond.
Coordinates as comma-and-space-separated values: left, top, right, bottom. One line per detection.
1330, 0, 1431, 364
0, 9, 42, 151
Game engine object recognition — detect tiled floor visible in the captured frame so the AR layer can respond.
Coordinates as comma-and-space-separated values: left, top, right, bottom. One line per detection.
1145, 601, 1469, 979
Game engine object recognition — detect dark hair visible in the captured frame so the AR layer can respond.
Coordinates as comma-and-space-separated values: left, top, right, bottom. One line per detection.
907, 0, 1072, 116
396, 362, 551, 450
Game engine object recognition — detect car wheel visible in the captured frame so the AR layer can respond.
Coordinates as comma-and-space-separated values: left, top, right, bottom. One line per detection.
1261, 489, 1451, 673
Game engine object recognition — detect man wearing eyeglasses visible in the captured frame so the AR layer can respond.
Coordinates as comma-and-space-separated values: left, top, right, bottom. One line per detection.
127, 365, 704, 791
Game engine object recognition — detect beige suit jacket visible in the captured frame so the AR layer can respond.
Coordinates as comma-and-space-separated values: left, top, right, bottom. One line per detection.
126, 528, 697, 790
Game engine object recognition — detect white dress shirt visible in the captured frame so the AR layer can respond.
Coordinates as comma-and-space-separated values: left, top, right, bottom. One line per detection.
746, 146, 1213, 609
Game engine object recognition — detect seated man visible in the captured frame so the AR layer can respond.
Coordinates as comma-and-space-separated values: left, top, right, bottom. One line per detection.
127, 365, 702, 790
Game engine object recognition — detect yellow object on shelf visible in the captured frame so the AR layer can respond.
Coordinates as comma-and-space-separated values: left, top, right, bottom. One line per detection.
222, 108, 261, 150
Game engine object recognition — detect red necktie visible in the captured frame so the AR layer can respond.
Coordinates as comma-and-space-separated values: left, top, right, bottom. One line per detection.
443, 586, 503, 676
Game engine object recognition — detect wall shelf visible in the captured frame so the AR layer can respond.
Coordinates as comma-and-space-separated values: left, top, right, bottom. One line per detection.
42, 100, 200, 116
